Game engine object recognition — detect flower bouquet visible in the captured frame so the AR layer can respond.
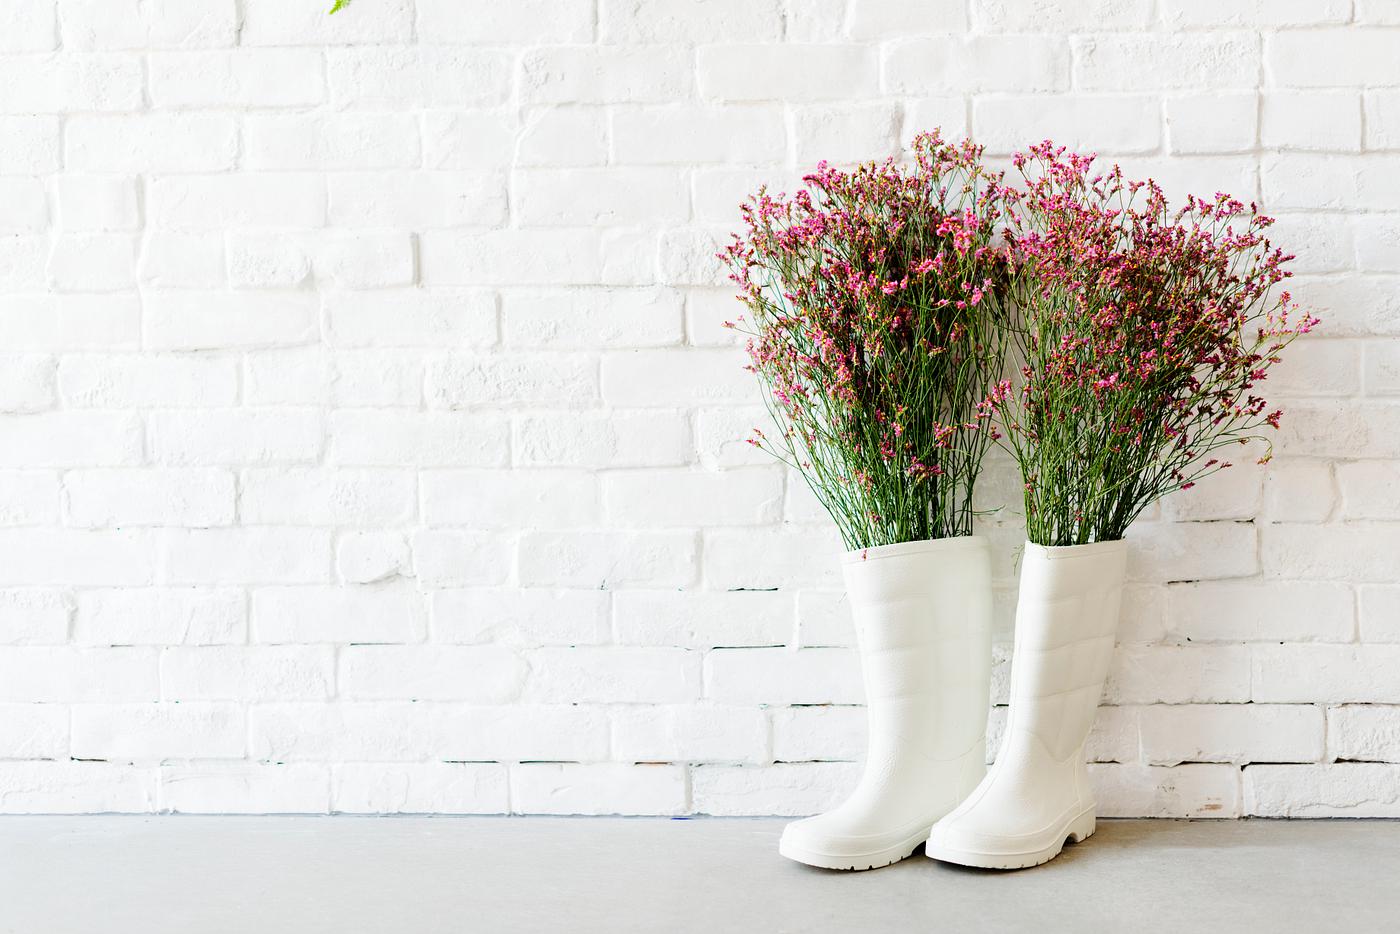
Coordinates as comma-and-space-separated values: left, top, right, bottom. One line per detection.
722, 131, 1011, 870
927, 142, 1318, 870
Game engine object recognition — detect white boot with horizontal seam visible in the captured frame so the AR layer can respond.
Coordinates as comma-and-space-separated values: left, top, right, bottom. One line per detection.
779, 536, 992, 871
925, 539, 1127, 870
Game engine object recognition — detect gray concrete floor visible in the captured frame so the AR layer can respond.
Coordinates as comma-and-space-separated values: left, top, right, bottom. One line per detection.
0, 817, 1395, 933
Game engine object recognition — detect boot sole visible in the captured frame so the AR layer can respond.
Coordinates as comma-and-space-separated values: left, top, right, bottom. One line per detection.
925, 807, 1096, 871
779, 828, 930, 871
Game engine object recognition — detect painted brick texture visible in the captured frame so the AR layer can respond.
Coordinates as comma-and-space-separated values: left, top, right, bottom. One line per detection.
0, 0, 1395, 817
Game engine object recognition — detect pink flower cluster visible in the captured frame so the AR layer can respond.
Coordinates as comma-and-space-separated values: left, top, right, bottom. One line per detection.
720, 131, 1011, 547
1002, 141, 1319, 544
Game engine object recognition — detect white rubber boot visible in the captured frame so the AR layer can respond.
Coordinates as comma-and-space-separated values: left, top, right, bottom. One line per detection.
779, 537, 992, 871
925, 539, 1127, 870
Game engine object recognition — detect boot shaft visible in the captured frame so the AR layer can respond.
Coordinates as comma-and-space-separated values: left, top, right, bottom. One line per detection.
841, 537, 993, 762
1004, 540, 1128, 762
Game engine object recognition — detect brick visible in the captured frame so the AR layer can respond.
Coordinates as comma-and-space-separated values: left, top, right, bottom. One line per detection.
412, 530, 513, 587
422, 111, 516, 169
1164, 0, 1350, 26
0, 53, 142, 113
420, 0, 594, 42
0, 703, 67, 758
244, 114, 419, 171
1262, 524, 1400, 581
885, 37, 1069, 94
1165, 93, 1257, 154
1140, 704, 1323, 766
58, 0, 235, 48
431, 588, 609, 647
340, 645, 527, 702
54, 176, 138, 231
0, 355, 54, 413
74, 588, 245, 646
0, 589, 70, 645
149, 49, 324, 107
0, 0, 58, 51
0, 178, 48, 233
613, 705, 768, 764
0, 646, 157, 702
705, 647, 863, 705
241, 0, 413, 45
161, 646, 333, 701
421, 230, 602, 286
1263, 460, 1335, 523
337, 531, 411, 585
1074, 33, 1259, 91
973, 95, 1160, 155
138, 234, 225, 289
46, 233, 136, 292
1159, 466, 1264, 522
1090, 763, 1240, 818
1253, 644, 1400, 702
0, 235, 48, 291
600, 0, 780, 41
1269, 29, 1400, 88
703, 528, 847, 590
0, 529, 153, 587
0, 761, 154, 813
1106, 645, 1251, 704
0, 470, 59, 526
329, 172, 506, 229
150, 175, 326, 230
161, 529, 331, 585
0, 116, 61, 173
329, 411, 508, 467
159, 763, 328, 814
1245, 763, 1400, 817
513, 411, 692, 468
250, 703, 437, 761
657, 227, 729, 286
521, 46, 693, 104
792, 102, 901, 164
333, 763, 509, 815
1360, 585, 1400, 642
1356, 217, 1400, 272
1126, 522, 1258, 582
72, 703, 244, 760
327, 47, 511, 107
421, 469, 598, 529
240, 468, 416, 526
150, 409, 322, 465
1166, 580, 1354, 643
1262, 91, 1362, 152
254, 583, 425, 646
511, 763, 686, 816
1337, 461, 1400, 519
771, 706, 865, 762
698, 44, 877, 102
1276, 401, 1400, 458
692, 762, 859, 816
516, 168, 688, 227
438, 705, 610, 762
602, 349, 750, 407
427, 353, 598, 409
64, 469, 235, 528
516, 108, 608, 167
526, 647, 700, 703
517, 530, 698, 588
1329, 705, 1400, 762
602, 468, 782, 527
613, 590, 792, 649
611, 106, 786, 165
1369, 90, 1400, 150
59, 354, 238, 408
66, 115, 237, 173
502, 287, 681, 349
695, 407, 774, 469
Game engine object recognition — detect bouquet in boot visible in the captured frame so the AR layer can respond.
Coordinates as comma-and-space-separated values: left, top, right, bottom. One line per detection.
927, 142, 1319, 870
722, 131, 1010, 869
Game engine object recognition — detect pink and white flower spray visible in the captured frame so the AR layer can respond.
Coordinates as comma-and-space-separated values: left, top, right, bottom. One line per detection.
721, 131, 1011, 549
1001, 142, 1319, 546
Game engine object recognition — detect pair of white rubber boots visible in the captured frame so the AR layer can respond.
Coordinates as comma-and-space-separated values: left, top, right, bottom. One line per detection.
778, 536, 1127, 872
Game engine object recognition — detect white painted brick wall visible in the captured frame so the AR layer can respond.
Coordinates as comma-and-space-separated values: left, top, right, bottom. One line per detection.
0, 0, 1397, 817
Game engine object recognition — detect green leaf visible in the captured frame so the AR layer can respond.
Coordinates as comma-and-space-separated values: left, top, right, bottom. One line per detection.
329, 0, 349, 12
